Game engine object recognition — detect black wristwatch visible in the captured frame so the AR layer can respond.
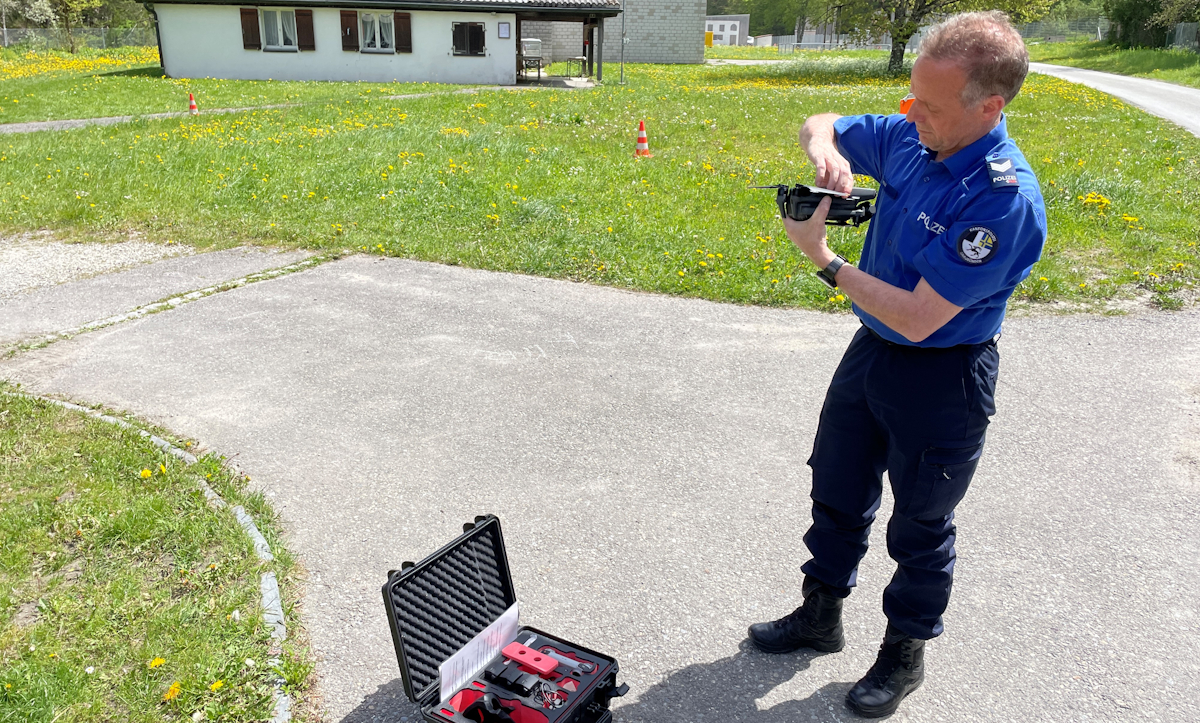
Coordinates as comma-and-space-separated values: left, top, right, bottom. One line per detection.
816, 255, 849, 288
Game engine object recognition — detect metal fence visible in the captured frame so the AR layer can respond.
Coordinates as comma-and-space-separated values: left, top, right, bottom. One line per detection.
754, 17, 1114, 51
1174, 22, 1200, 52
1016, 17, 1109, 42
759, 30, 923, 52
0, 27, 157, 50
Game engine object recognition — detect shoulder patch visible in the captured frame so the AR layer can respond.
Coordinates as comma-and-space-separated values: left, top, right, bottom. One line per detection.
957, 226, 998, 265
987, 157, 1019, 191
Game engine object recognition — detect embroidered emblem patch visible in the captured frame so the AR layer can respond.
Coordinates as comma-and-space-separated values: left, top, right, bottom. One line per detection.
987, 157, 1019, 189
958, 226, 998, 265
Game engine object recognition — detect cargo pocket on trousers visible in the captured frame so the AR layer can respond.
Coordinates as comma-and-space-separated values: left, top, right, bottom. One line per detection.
912, 445, 983, 520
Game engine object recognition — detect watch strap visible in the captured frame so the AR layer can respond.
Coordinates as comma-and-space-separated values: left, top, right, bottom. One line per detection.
817, 255, 849, 288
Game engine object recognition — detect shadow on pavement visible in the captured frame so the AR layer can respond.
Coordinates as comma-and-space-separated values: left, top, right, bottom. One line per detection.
338, 641, 857, 723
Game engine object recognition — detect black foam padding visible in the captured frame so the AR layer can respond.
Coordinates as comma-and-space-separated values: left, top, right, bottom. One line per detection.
383, 518, 517, 703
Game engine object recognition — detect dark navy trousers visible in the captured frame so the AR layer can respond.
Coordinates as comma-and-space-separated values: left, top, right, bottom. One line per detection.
801, 325, 999, 640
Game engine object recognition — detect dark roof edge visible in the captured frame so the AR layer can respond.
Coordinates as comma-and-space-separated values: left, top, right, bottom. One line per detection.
148, 0, 620, 15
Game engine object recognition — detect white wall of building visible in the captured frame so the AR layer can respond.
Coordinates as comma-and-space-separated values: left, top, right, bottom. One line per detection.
705, 14, 749, 46
156, 4, 517, 84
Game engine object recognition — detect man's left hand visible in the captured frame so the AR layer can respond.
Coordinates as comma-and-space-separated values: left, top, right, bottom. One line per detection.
783, 196, 837, 270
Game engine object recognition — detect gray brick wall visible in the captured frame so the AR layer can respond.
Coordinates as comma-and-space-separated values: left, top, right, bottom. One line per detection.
517, 0, 705, 65
519, 21, 585, 63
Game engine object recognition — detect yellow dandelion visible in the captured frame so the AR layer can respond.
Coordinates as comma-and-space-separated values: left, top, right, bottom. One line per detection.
149, 657, 166, 669
140, 469, 152, 478
209, 680, 224, 692
164, 681, 181, 701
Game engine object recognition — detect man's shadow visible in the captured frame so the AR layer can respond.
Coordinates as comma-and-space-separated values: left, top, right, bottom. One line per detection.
339, 641, 857, 723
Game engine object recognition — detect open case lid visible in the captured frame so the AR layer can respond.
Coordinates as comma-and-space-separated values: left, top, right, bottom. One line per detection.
382, 515, 517, 705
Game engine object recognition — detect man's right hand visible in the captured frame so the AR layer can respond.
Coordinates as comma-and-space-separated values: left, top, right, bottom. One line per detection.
799, 114, 854, 195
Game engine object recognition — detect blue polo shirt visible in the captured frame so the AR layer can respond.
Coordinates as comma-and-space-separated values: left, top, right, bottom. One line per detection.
833, 113, 1047, 347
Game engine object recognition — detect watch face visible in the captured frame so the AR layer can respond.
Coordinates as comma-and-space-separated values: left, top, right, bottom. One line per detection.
816, 270, 837, 288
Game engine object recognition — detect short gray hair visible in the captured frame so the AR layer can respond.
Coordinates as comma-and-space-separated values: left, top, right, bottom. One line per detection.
919, 11, 1029, 106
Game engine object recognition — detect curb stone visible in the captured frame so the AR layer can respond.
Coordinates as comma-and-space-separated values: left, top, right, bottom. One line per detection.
3, 392, 294, 723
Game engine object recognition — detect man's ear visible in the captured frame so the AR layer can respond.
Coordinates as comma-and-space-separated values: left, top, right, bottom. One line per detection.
982, 94, 1006, 119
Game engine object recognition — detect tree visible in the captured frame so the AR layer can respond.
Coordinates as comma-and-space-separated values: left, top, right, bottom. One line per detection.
1103, 0, 1170, 44
1149, 0, 1199, 27
21, 0, 58, 27
48, 0, 101, 52
833, 0, 1055, 74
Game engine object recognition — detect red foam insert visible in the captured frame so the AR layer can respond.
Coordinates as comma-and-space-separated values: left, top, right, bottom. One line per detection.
446, 687, 549, 723
447, 688, 483, 714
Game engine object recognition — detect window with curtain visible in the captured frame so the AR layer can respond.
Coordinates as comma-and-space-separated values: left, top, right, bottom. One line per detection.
262, 9, 298, 50
361, 12, 396, 52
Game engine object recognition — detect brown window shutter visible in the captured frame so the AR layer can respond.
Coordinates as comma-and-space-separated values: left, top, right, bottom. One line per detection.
295, 9, 315, 50
394, 12, 412, 53
340, 10, 359, 51
240, 8, 261, 50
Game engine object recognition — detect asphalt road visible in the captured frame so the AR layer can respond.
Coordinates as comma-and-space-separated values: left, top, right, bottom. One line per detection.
1030, 63, 1200, 137
3, 255, 1198, 723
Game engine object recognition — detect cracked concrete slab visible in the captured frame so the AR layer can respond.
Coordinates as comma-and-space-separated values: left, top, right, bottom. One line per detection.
0, 246, 312, 348
2, 255, 1197, 723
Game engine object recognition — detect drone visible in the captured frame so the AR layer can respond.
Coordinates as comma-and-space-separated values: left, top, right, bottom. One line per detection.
754, 184, 877, 227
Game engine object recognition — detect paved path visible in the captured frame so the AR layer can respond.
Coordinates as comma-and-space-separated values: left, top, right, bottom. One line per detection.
2, 255, 1197, 723
0, 245, 310, 350
1028, 63, 1200, 136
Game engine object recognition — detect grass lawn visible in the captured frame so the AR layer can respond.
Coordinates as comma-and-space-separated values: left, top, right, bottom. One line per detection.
0, 392, 310, 722
0, 50, 1196, 311
1028, 41, 1200, 90
0, 47, 458, 124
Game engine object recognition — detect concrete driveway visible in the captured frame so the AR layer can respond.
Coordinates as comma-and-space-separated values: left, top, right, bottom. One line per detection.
3, 254, 1198, 722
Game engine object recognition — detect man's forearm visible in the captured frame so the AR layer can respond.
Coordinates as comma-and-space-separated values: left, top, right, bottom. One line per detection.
798, 114, 841, 156
834, 268, 959, 344
784, 203, 961, 344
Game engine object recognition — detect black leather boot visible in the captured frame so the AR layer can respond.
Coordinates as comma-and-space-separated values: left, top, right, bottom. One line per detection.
747, 581, 845, 654
846, 624, 925, 718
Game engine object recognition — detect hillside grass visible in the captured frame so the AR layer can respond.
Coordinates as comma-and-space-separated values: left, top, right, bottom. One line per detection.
0, 52, 1196, 310
1028, 41, 1200, 90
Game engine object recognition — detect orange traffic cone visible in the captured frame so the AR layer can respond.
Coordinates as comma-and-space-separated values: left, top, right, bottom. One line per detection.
634, 120, 652, 158
188, 93, 198, 115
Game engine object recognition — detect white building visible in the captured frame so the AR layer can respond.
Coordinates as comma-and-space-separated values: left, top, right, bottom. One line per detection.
705, 14, 748, 46
147, 0, 621, 85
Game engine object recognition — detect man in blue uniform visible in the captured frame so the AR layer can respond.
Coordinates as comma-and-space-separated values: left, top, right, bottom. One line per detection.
747, 11, 1047, 718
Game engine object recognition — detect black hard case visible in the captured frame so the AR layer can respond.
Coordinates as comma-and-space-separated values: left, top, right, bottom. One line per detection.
382, 515, 627, 723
